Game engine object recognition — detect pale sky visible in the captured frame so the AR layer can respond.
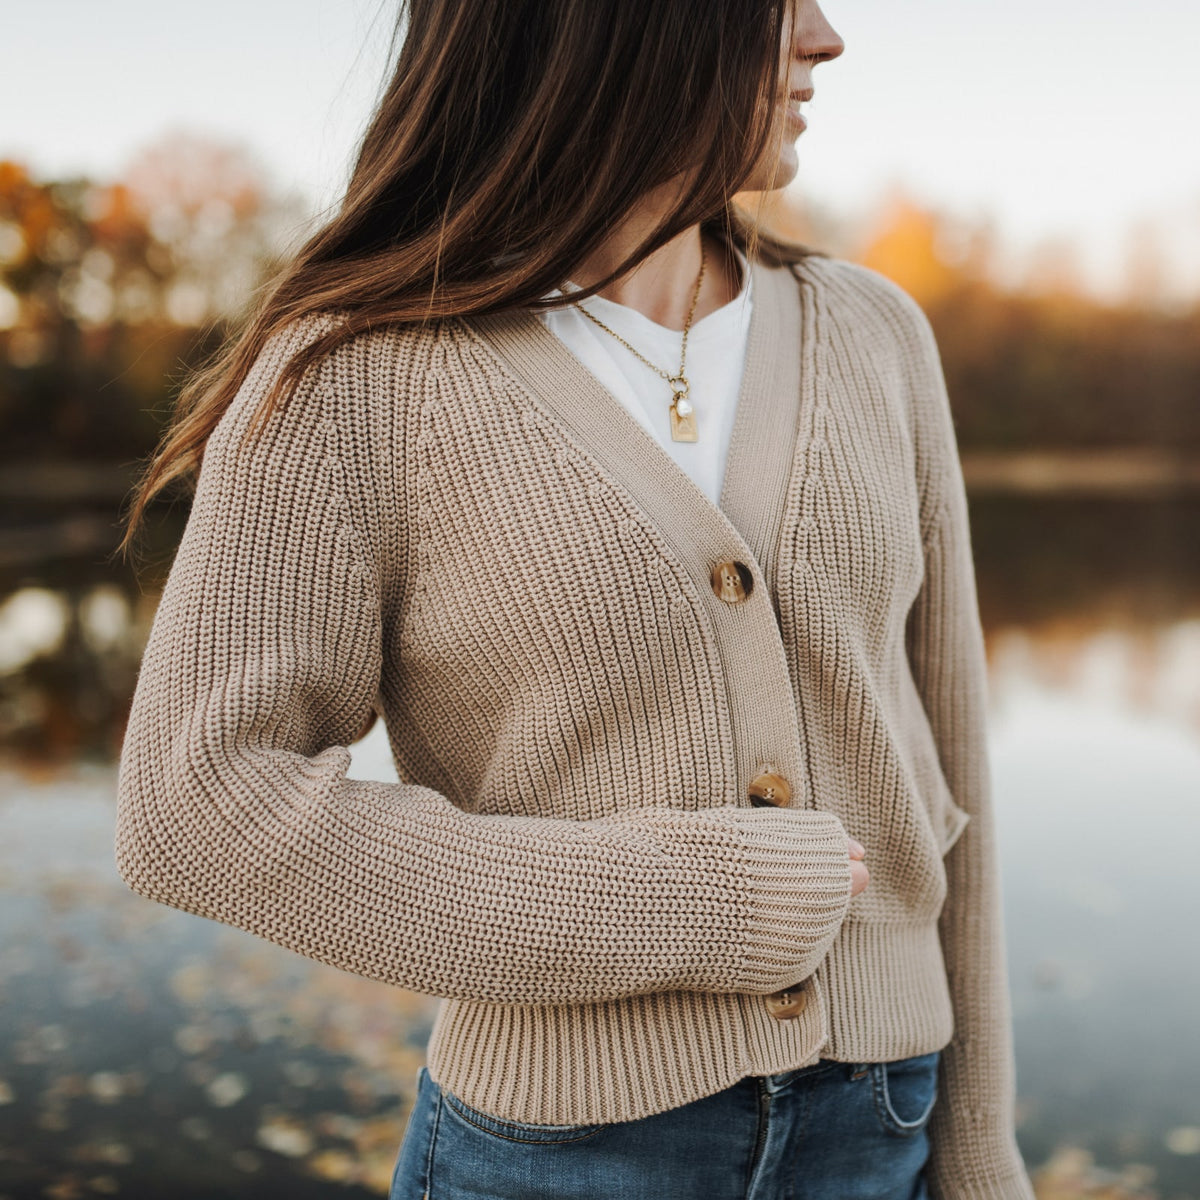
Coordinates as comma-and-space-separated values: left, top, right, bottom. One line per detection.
3, 0, 1198, 303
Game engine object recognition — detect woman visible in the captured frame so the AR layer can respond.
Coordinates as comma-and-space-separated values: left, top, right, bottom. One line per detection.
114, 1, 1034, 1197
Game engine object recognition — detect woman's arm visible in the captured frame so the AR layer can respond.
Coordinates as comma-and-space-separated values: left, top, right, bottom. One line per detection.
114, 317, 854, 1008
900, 306, 1036, 1200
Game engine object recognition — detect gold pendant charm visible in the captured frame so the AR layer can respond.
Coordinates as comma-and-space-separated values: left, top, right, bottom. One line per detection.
668, 375, 698, 442
670, 403, 698, 442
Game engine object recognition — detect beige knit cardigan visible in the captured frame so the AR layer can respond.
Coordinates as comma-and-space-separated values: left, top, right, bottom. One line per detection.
114, 253, 1034, 1199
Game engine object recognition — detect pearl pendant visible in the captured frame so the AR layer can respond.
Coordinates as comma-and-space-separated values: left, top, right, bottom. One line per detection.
667, 373, 698, 442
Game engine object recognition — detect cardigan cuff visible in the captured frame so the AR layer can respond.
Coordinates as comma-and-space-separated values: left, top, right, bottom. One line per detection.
927, 1130, 1038, 1200
721, 806, 854, 994
928, 1166, 1037, 1200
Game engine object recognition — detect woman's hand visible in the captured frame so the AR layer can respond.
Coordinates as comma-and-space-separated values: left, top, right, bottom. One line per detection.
848, 837, 869, 897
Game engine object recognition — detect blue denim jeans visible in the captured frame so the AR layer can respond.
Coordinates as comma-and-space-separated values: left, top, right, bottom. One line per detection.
388, 1050, 940, 1199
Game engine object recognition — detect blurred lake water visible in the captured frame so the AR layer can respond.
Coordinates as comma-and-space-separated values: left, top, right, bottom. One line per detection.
0, 494, 1197, 1198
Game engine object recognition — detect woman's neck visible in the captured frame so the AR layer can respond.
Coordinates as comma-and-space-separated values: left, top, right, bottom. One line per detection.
567, 184, 744, 331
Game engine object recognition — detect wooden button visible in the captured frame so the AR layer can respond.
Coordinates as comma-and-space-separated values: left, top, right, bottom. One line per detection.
765, 982, 809, 1020
748, 770, 791, 808
710, 560, 754, 603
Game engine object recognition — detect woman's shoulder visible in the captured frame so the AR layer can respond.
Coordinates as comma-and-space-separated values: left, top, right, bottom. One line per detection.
262, 310, 450, 372
786, 253, 937, 350
211, 312, 457, 477
246, 311, 476, 424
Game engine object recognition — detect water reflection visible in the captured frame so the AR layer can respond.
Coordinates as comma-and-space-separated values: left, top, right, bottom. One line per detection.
984, 622, 1200, 1196
0, 764, 434, 1197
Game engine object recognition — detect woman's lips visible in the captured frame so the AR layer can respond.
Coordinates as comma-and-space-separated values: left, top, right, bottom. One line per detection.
782, 90, 813, 133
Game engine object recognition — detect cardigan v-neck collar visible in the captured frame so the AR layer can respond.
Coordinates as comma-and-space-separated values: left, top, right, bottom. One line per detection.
467, 256, 806, 591
466, 257, 816, 813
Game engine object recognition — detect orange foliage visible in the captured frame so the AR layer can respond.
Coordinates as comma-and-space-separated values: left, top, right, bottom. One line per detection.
87, 183, 147, 247
0, 159, 32, 193
0, 160, 57, 260
857, 193, 961, 307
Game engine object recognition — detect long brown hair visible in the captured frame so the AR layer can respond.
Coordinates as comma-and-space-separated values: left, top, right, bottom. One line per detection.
117, 0, 823, 561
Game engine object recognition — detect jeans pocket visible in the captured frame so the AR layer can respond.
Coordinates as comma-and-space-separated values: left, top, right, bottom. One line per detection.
870, 1050, 941, 1137
440, 1086, 606, 1145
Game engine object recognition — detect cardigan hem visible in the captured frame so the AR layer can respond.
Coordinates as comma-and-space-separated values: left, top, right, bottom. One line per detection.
425, 914, 956, 1125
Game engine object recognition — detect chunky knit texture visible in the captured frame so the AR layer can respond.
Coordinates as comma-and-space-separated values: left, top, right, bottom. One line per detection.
114, 253, 1034, 1199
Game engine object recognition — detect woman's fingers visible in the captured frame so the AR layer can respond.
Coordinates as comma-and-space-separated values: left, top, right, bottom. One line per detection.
847, 836, 869, 897
850, 859, 870, 897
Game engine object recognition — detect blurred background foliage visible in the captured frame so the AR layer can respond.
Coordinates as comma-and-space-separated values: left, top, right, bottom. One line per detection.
0, 139, 310, 766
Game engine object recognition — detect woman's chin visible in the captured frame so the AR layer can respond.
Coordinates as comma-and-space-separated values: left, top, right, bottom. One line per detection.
742, 147, 800, 194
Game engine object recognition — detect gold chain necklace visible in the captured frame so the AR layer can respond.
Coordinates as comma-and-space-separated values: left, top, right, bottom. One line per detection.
570, 240, 707, 443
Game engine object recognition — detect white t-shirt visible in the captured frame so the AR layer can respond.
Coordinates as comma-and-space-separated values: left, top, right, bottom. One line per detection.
537, 245, 753, 508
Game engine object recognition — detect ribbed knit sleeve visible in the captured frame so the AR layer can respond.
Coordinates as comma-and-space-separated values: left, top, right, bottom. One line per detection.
901, 310, 1036, 1200
114, 317, 855, 1009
